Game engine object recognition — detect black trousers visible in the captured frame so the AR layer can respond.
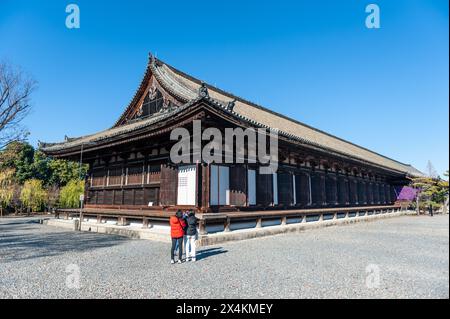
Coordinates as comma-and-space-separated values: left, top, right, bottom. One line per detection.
171, 237, 183, 260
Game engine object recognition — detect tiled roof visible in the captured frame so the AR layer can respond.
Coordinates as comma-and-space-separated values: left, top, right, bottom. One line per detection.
40, 55, 424, 177
150, 58, 423, 177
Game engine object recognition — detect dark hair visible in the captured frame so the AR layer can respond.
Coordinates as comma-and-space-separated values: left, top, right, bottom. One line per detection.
175, 210, 183, 219
189, 210, 195, 217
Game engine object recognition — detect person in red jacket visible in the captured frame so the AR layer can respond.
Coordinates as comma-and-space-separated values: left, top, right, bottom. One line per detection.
170, 210, 186, 264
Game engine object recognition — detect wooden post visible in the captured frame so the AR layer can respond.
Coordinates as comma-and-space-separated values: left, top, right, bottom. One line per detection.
301, 214, 306, 223
143, 218, 149, 228
281, 216, 287, 226
318, 213, 323, 222
117, 216, 127, 226
333, 212, 337, 220
224, 217, 231, 232
256, 217, 262, 228
416, 192, 420, 216
199, 219, 207, 235
97, 215, 102, 223
201, 163, 210, 211
64, 212, 69, 220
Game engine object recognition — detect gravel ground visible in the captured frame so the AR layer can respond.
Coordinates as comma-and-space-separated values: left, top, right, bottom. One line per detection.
0, 214, 448, 299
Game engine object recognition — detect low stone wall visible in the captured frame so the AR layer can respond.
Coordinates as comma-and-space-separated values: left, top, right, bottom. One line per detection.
43, 208, 415, 246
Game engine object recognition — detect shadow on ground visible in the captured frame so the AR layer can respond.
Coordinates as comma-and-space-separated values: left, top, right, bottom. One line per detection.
0, 220, 129, 263
195, 247, 228, 261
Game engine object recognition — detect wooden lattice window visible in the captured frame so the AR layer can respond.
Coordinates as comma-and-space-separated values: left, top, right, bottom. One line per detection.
127, 165, 144, 185
147, 165, 161, 184
91, 170, 105, 187
108, 167, 122, 186
140, 90, 164, 118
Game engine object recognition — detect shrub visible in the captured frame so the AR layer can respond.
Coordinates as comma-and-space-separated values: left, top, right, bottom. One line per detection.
20, 179, 47, 213
0, 169, 15, 216
59, 179, 84, 208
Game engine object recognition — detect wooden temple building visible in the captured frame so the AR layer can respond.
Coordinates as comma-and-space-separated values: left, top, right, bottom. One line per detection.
40, 54, 423, 234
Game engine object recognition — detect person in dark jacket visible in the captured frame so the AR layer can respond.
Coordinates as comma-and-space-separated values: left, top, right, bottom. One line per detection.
185, 210, 199, 262
170, 210, 186, 264
429, 204, 434, 217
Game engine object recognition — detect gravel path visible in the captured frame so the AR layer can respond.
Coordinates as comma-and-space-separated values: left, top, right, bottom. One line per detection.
0, 215, 448, 299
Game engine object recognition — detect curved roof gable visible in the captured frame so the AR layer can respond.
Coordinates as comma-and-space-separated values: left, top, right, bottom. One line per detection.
43, 54, 423, 177
135, 56, 422, 176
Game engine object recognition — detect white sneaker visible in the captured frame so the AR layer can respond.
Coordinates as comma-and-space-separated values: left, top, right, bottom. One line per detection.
191, 258, 196, 262
171, 259, 175, 264
177, 260, 183, 264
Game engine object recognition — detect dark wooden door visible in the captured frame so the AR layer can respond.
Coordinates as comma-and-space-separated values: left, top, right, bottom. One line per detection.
160, 164, 178, 206
256, 171, 273, 206
229, 165, 247, 206
278, 172, 292, 206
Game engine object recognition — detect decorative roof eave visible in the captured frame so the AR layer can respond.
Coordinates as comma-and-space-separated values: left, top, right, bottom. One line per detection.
40, 95, 207, 155
112, 54, 200, 128
41, 94, 415, 177
198, 97, 412, 177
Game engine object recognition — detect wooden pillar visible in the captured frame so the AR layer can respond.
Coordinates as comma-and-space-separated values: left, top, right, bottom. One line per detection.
199, 219, 207, 235
201, 163, 210, 211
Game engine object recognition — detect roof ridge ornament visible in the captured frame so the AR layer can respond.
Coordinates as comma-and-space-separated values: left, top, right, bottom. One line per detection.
226, 99, 236, 112
198, 82, 209, 98
149, 52, 156, 66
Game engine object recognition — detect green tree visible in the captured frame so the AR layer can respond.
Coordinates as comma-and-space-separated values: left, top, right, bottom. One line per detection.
31, 150, 51, 182
0, 168, 15, 216
48, 159, 87, 186
412, 175, 449, 214
59, 179, 84, 208
20, 179, 47, 213
0, 141, 87, 187
0, 141, 35, 184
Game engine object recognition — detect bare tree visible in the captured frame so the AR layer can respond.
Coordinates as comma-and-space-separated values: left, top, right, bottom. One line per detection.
425, 160, 438, 179
0, 60, 36, 149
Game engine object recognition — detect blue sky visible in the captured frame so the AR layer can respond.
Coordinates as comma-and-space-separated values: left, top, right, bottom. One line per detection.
0, 0, 448, 176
